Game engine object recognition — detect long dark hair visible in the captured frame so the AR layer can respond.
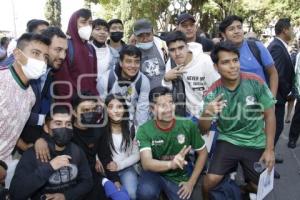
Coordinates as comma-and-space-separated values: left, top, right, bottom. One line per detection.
104, 93, 132, 153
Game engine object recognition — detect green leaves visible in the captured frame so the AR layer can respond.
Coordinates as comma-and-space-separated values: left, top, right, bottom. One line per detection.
82, 0, 300, 38
44, 0, 61, 27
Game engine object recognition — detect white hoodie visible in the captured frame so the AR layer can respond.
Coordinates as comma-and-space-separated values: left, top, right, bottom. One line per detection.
163, 42, 220, 118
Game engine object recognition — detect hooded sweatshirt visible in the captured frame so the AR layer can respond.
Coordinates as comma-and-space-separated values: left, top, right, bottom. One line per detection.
163, 42, 220, 118
53, 10, 98, 102
97, 64, 150, 127
72, 126, 120, 183
9, 132, 93, 200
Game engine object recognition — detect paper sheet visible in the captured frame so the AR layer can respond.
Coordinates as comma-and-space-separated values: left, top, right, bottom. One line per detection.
257, 167, 274, 200
202, 130, 215, 153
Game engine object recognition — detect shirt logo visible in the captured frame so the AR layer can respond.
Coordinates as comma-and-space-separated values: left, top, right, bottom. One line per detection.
152, 139, 164, 146
246, 96, 256, 105
177, 134, 185, 144
127, 86, 133, 96
142, 58, 160, 77
48, 164, 78, 185
186, 76, 206, 92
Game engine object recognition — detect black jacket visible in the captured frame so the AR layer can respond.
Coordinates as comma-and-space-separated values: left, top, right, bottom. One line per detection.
195, 36, 214, 52
72, 127, 101, 174
20, 67, 53, 146
268, 38, 295, 103
72, 127, 120, 183
9, 135, 93, 200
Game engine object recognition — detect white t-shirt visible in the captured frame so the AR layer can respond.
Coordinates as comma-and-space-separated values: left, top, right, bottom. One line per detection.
92, 44, 111, 77
163, 42, 220, 118
111, 132, 140, 171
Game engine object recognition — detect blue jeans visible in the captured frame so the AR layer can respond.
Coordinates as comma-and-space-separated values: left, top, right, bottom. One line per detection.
137, 171, 188, 200
118, 166, 138, 200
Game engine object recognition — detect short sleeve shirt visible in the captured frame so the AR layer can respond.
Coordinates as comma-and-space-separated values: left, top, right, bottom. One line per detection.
140, 44, 165, 90
0, 67, 35, 162
239, 40, 274, 82
136, 118, 205, 184
203, 73, 276, 149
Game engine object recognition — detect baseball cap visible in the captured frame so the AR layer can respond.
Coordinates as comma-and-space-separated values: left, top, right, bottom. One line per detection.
177, 13, 195, 25
133, 19, 153, 36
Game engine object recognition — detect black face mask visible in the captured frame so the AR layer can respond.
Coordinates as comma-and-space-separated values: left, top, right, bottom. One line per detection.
52, 128, 73, 147
81, 112, 100, 125
110, 32, 123, 42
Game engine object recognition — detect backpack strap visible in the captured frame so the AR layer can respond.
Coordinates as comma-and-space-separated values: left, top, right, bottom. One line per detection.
247, 40, 265, 68
247, 39, 269, 84
160, 41, 168, 64
169, 58, 186, 116
135, 75, 142, 96
87, 43, 95, 55
170, 58, 176, 69
67, 39, 95, 66
107, 69, 116, 94
67, 39, 74, 66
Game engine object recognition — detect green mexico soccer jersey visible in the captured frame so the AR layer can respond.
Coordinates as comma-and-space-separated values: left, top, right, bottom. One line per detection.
136, 118, 206, 184
203, 72, 276, 149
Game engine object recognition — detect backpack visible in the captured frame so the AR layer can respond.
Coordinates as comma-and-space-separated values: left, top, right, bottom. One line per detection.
209, 176, 241, 200
246, 39, 269, 84
107, 68, 142, 96
67, 39, 95, 66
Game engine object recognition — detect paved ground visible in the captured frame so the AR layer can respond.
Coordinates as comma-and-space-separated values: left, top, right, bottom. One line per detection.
264, 121, 300, 200
190, 117, 300, 200
10, 110, 300, 200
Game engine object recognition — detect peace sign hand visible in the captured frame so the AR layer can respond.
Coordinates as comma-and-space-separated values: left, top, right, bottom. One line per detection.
169, 145, 191, 170
164, 65, 187, 82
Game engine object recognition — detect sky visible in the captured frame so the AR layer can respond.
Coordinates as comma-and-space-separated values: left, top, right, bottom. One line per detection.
0, 0, 87, 37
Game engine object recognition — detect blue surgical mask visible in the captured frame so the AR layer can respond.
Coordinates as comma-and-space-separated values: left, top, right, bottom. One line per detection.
136, 41, 154, 50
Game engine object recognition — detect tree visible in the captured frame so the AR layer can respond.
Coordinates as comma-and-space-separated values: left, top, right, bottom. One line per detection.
159, 0, 208, 32
44, 0, 61, 27
90, 0, 169, 38
84, 0, 300, 39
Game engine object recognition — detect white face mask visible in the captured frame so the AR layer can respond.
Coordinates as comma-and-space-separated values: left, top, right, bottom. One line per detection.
78, 25, 92, 41
136, 41, 154, 50
21, 57, 47, 80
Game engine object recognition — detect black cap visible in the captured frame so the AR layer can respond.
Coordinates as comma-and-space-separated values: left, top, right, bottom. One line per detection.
133, 19, 153, 36
177, 13, 195, 25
